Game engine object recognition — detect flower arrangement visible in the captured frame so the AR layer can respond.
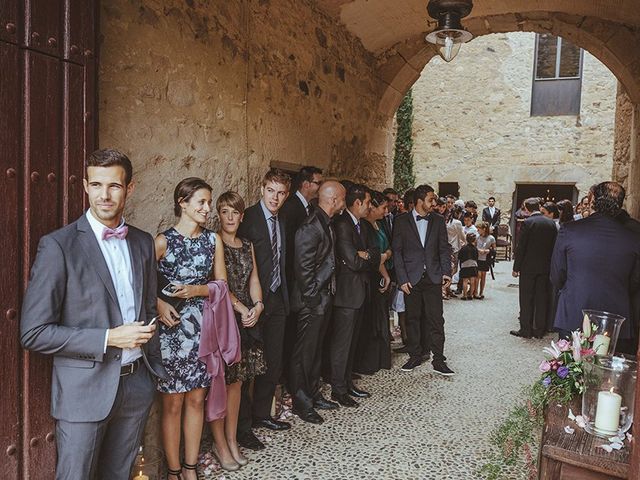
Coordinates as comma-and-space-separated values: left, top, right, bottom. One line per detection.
480, 328, 598, 479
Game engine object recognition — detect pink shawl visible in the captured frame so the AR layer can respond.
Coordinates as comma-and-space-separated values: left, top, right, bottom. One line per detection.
198, 281, 241, 421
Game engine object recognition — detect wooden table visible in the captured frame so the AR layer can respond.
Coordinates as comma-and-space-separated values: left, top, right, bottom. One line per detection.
539, 403, 630, 479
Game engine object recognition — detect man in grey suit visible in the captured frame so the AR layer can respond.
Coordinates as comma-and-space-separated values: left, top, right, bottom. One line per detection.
393, 184, 454, 375
20, 149, 166, 480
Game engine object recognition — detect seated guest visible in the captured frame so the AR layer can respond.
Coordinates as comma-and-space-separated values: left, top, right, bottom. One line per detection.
475, 222, 496, 299
355, 191, 393, 375
330, 184, 381, 407
551, 182, 640, 345
216, 191, 267, 469
155, 178, 227, 479
458, 233, 478, 301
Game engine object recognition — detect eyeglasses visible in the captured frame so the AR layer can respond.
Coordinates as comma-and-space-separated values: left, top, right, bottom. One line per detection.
309, 180, 322, 186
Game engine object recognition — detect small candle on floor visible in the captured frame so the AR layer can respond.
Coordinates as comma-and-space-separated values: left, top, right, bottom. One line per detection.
594, 388, 622, 433
133, 471, 149, 480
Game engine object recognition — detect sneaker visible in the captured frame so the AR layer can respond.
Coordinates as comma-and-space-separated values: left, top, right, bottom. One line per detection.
400, 357, 422, 371
433, 362, 455, 376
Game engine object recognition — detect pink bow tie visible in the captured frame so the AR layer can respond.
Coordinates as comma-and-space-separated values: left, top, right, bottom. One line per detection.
102, 225, 128, 240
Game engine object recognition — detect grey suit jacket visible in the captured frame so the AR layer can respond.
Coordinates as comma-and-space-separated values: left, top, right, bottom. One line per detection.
20, 214, 166, 422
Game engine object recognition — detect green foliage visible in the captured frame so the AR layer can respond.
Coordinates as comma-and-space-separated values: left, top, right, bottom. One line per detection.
393, 90, 416, 193
479, 385, 546, 480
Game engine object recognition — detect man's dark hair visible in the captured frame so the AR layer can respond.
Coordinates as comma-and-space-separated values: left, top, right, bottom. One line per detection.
295, 166, 323, 190
593, 181, 625, 217
340, 179, 355, 191
346, 183, 368, 208
382, 187, 398, 197
464, 200, 477, 210
87, 149, 133, 185
263, 168, 292, 190
403, 188, 416, 207
488, 196, 495, 201
556, 199, 574, 224
542, 201, 559, 219
524, 197, 540, 212
414, 184, 435, 203
445, 194, 456, 201
370, 190, 386, 208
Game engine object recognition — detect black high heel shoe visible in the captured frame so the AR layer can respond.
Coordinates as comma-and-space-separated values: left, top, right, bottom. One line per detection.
167, 467, 183, 480
182, 462, 198, 476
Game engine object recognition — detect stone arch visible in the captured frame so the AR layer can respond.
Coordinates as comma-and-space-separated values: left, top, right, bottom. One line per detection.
365, 13, 640, 199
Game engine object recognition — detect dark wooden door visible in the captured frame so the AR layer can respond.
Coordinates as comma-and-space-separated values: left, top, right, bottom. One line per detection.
0, 1, 97, 478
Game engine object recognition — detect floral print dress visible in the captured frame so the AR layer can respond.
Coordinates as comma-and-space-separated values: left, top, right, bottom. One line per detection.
157, 227, 215, 393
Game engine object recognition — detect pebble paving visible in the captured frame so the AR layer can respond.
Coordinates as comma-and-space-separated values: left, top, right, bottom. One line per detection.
199, 261, 547, 480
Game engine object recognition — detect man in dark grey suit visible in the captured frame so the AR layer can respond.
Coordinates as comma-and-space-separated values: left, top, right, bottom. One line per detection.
20, 149, 166, 480
393, 184, 454, 375
511, 197, 558, 339
289, 181, 345, 424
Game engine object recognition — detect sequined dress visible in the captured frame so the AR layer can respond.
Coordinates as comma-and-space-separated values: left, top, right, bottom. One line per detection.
223, 238, 266, 384
157, 228, 215, 393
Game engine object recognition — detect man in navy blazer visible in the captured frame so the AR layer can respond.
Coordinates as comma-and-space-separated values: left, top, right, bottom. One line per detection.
392, 184, 453, 375
551, 182, 640, 342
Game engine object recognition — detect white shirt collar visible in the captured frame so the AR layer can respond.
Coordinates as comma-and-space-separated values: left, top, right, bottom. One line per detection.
260, 200, 277, 220
295, 190, 309, 209
412, 209, 427, 221
346, 208, 359, 226
86, 209, 125, 239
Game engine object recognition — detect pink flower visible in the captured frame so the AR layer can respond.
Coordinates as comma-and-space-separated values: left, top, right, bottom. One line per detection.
557, 339, 571, 351
539, 361, 551, 372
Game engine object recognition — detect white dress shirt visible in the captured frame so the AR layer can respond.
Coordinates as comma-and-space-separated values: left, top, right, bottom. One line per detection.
295, 190, 310, 215
412, 209, 428, 246
488, 206, 495, 218
86, 210, 141, 365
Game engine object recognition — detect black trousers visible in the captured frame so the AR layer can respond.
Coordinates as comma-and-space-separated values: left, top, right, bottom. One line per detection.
330, 304, 364, 395
289, 298, 333, 411
519, 273, 550, 337
404, 278, 446, 363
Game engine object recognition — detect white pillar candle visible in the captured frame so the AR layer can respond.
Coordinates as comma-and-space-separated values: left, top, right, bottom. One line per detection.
132, 471, 149, 480
592, 334, 611, 355
594, 390, 622, 432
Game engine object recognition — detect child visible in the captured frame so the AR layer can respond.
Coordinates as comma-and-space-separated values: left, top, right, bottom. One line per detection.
458, 233, 478, 300
475, 222, 496, 299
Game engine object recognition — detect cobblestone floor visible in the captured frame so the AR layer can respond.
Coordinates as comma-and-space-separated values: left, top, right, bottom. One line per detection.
199, 261, 547, 480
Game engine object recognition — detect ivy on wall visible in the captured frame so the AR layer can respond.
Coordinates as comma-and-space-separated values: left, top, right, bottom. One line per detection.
393, 90, 416, 193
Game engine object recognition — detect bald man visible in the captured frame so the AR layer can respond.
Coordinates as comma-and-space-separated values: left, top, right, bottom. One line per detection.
289, 181, 346, 424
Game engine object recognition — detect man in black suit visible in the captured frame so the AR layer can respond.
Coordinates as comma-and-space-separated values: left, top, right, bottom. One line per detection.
279, 166, 323, 386
482, 196, 501, 238
289, 181, 346, 423
511, 197, 558, 339
393, 184, 454, 375
382, 187, 399, 238
329, 184, 381, 407
237, 169, 291, 448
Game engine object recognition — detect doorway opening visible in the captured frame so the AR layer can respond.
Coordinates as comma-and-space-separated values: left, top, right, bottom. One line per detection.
438, 182, 460, 198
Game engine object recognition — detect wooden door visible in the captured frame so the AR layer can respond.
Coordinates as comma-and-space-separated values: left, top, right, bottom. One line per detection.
0, 1, 98, 478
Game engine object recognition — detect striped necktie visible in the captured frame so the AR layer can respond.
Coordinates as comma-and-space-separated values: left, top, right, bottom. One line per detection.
269, 215, 281, 292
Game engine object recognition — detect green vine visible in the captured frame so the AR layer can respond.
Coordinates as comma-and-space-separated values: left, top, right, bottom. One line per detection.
393, 90, 416, 192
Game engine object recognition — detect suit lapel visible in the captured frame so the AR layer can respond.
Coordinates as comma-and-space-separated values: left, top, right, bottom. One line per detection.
76, 217, 119, 308
126, 232, 144, 321
423, 213, 434, 247
408, 213, 423, 246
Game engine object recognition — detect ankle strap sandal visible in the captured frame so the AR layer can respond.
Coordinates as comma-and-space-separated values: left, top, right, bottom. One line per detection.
182, 462, 198, 472
167, 467, 183, 480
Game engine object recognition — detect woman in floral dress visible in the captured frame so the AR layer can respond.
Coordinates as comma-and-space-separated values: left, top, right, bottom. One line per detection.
155, 177, 226, 480
214, 191, 266, 469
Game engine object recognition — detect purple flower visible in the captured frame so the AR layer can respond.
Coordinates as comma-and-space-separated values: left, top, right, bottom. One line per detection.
542, 377, 552, 387
557, 366, 570, 379
539, 361, 551, 372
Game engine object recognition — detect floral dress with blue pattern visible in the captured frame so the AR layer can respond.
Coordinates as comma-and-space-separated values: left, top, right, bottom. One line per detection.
157, 227, 215, 393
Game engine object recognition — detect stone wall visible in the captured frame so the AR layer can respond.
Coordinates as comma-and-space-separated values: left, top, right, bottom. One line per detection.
411, 32, 617, 217
99, 0, 384, 236
613, 83, 633, 191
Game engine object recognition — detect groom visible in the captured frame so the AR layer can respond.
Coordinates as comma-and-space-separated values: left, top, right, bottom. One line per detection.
20, 149, 166, 480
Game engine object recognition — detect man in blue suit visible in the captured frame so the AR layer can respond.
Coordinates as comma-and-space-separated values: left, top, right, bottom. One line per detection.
551, 182, 640, 342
